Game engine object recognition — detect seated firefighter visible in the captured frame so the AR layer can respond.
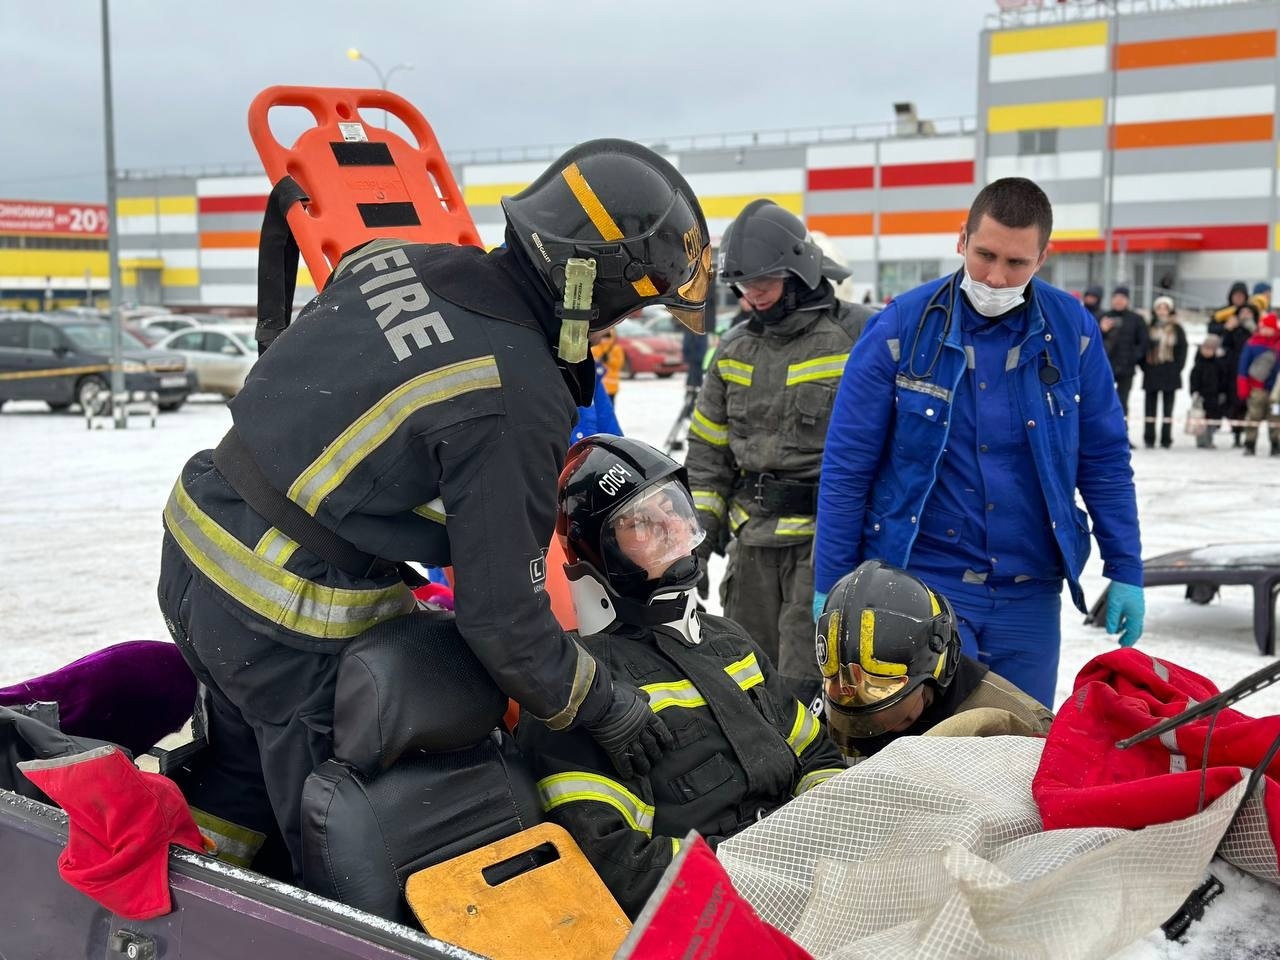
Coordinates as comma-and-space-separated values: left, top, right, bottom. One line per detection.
816, 560, 1054, 763
518, 435, 845, 918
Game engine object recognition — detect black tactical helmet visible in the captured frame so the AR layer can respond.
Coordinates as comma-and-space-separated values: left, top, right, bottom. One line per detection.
502, 139, 711, 334
557, 435, 705, 604
815, 560, 960, 747
718, 199, 847, 291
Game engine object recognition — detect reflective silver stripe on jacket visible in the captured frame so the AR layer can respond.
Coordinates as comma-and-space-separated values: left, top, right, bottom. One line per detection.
289, 356, 502, 516
692, 489, 727, 521
164, 481, 415, 640
641, 679, 707, 713
540, 640, 599, 731
689, 410, 729, 447
725, 652, 765, 692
795, 768, 843, 796
537, 771, 656, 835
786, 701, 821, 756
785, 353, 849, 386
775, 515, 816, 537
894, 374, 951, 402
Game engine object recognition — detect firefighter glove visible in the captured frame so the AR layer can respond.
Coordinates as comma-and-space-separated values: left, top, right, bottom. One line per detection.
585, 682, 674, 780
1105, 580, 1145, 648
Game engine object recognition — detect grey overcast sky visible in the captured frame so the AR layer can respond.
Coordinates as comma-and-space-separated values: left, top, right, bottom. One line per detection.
0, 0, 1000, 202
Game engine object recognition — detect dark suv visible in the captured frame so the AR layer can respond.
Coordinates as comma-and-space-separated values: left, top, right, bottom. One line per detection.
0, 313, 196, 412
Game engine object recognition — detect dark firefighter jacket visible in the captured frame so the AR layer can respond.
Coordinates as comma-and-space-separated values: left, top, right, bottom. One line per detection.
517, 611, 846, 918
161, 240, 610, 732
685, 292, 871, 548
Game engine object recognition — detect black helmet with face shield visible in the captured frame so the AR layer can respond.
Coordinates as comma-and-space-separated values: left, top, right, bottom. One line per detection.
815, 560, 960, 753
501, 139, 712, 334
557, 435, 705, 625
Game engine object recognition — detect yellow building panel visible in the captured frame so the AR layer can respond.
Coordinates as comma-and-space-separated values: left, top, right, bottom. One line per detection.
116, 196, 196, 216
463, 182, 530, 207
161, 268, 200, 287
990, 21, 1108, 56
0, 249, 109, 279
157, 196, 197, 215
987, 98, 1105, 133
700, 193, 804, 219
1052, 229, 1101, 241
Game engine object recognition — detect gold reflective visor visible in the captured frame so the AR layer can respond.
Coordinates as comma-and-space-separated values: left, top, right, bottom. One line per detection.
665, 244, 712, 334
823, 662, 910, 710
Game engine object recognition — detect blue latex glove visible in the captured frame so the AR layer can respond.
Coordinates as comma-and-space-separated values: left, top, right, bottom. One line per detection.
812, 590, 829, 622
1105, 581, 1145, 647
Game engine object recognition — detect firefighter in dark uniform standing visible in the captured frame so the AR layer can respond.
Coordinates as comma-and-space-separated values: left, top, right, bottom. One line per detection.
519, 435, 845, 918
685, 200, 872, 705
157, 140, 713, 879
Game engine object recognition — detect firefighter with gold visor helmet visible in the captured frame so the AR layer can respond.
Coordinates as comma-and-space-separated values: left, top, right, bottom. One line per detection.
815, 560, 1053, 761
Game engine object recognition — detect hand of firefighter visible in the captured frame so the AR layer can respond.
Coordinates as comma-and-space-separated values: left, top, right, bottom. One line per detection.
1105, 580, 1146, 648
585, 682, 674, 780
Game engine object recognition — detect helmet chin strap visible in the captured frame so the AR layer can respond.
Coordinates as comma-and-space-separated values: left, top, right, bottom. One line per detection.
566, 564, 704, 645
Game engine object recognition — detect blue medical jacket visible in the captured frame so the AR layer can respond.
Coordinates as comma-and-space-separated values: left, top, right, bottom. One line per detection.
814, 273, 1143, 612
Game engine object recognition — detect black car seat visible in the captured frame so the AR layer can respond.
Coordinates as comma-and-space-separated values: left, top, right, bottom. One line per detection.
300, 610, 542, 925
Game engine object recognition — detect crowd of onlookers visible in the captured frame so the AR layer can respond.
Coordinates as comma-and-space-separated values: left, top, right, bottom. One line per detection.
1079, 281, 1280, 456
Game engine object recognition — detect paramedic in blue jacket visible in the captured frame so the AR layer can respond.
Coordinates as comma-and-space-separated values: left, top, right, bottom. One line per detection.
812, 178, 1144, 708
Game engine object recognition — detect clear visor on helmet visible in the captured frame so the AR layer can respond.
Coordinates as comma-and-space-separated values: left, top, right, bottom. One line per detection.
603, 480, 706, 583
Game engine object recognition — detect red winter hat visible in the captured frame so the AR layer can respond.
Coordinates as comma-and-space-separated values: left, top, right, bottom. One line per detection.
1260, 312, 1279, 335
19, 745, 207, 920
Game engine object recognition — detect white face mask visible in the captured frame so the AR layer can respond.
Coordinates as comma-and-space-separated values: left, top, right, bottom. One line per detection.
959, 268, 1028, 318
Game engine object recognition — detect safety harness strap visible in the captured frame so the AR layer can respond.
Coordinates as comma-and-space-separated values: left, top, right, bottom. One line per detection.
255, 175, 310, 355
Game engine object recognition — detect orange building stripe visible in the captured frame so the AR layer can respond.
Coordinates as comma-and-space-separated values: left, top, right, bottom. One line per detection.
806, 213, 873, 236
880, 210, 967, 235
1116, 30, 1276, 70
1113, 114, 1273, 150
199, 231, 259, 249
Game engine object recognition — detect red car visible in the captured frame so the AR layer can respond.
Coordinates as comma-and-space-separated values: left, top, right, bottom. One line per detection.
614, 317, 687, 378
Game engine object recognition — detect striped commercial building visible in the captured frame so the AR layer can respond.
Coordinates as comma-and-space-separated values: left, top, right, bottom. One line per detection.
105, 0, 1280, 312
979, 0, 1280, 307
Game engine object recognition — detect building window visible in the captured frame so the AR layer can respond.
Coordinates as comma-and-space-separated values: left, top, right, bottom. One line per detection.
878, 260, 942, 300
1017, 129, 1058, 156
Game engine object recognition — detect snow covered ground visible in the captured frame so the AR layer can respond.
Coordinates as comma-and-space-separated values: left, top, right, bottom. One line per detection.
2, 372, 1279, 956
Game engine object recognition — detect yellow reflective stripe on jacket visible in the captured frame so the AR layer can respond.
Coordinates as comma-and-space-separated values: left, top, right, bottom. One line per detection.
689, 410, 729, 447
412, 498, 447, 524
716, 358, 753, 387
189, 806, 264, 868
163, 481, 415, 640
724, 652, 765, 692
538, 772, 656, 835
253, 528, 300, 567
795, 768, 842, 797
775, 515, 815, 537
671, 837, 681, 857
729, 502, 750, 533
786, 701, 821, 757
691, 489, 726, 521
785, 353, 848, 386
640, 679, 707, 713
289, 356, 502, 515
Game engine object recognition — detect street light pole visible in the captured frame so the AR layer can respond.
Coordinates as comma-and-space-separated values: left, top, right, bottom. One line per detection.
100, 0, 127, 428
345, 48, 413, 128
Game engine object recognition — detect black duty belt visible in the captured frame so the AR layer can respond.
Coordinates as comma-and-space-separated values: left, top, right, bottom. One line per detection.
213, 427, 423, 585
734, 471, 818, 515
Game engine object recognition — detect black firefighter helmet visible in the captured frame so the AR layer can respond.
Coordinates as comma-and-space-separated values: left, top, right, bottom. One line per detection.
501, 139, 711, 334
557, 435, 705, 624
815, 560, 961, 749
717, 199, 850, 292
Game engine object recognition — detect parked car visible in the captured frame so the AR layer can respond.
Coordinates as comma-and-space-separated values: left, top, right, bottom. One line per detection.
155, 325, 258, 398
137, 313, 235, 340
613, 318, 686, 378
634, 305, 686, 339
0, 313, 195, 412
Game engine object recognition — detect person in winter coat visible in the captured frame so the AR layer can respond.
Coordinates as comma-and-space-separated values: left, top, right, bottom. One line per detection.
1212, 280, 1250, 328
1141, 295, 1188, 449
685, 200, 872, 705
1081, 284, 1103, 320
155, 140, 712, 879
1251, 281, 1272, 317
814, 178, 1144, 711
1099, 285, 1149, 432
520, 435, 845, 918
591, 327, 626, 410
570, 376, 622, 448
1237, 311, 1280, 456
816, 561, 1053, 762
1212, 303, 1256, 447
1188, 334, 1232, 449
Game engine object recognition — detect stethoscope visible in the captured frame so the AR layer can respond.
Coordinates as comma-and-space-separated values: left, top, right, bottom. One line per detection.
905, 268, 1062, 388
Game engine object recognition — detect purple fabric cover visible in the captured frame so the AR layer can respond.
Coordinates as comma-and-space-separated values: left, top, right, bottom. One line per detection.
0, 641, 196, 757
